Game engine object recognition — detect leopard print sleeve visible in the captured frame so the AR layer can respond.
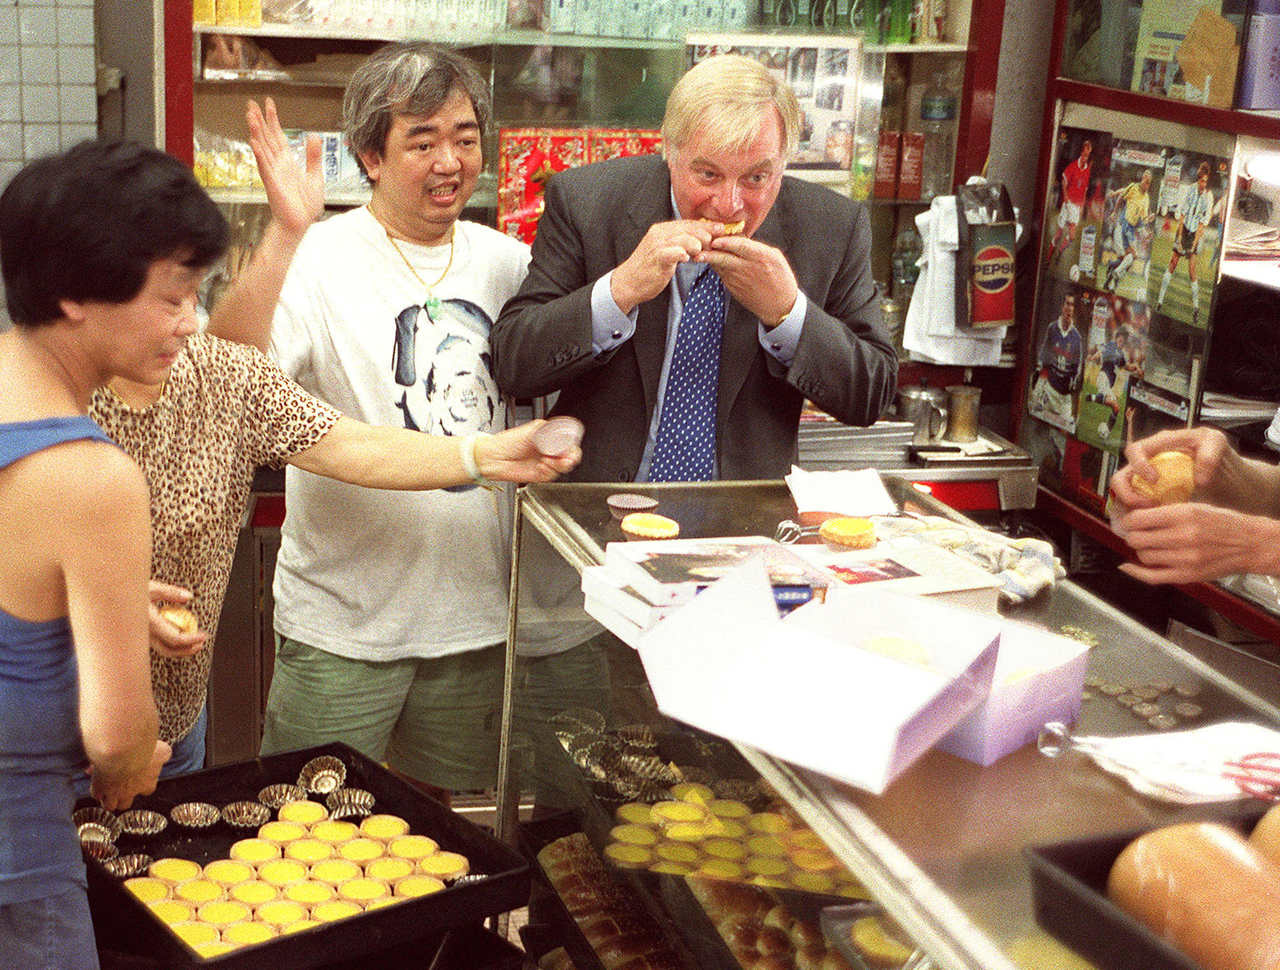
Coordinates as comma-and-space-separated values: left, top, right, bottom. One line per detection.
206, 335, 341, 470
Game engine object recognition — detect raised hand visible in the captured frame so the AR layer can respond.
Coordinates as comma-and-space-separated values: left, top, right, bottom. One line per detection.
246, 96, 324, 238
698, 233, 799, 327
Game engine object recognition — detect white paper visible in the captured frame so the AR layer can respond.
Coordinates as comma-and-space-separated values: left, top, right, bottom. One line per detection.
635, 562, 1000, 794
784, 466, 898, 517
1061, 720, 1280, 804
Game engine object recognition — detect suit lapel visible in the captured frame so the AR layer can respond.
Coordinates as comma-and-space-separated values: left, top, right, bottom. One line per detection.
624, 161, 676, 422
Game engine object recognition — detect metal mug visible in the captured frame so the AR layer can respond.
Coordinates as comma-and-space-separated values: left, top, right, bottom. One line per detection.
897, 385, 947, 445
943, 384, 982, 443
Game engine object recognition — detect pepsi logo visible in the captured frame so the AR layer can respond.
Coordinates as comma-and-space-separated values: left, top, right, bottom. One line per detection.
972, 244, 1015, 294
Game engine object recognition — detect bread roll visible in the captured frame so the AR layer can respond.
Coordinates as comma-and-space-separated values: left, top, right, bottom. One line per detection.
1107, 821, 1280, 970
158, 603, 198, 635
1130, 450, 1194, 505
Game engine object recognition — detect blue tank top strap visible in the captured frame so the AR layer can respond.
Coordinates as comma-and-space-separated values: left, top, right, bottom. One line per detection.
0, 416, 113, 471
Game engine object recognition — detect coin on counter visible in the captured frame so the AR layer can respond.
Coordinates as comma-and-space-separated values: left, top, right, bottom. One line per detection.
1131, 702, 1162, 719
1174, 683, 1202, 698
1148, 713, 1180, 730
1131, 686, 1163, 702
1173, 701, 1204, 719
1147, 680, 1174, 694
1098, 683, 1127, 697
1115, 693, 1141, 708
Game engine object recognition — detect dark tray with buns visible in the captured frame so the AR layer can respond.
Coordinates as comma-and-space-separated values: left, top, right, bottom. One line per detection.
521, 811, 694, 970
1025, 802, 1267, 970
87, 742, 529, 968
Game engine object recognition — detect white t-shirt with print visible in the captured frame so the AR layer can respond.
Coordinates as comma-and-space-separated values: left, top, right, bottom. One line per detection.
270, 206, 529, 661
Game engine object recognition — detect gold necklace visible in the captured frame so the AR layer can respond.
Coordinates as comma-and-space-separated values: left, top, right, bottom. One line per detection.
373, 207, 455, 313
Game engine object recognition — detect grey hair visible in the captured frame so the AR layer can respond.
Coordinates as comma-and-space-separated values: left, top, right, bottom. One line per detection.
343, 42, 491, 171
661, 54, 800, 163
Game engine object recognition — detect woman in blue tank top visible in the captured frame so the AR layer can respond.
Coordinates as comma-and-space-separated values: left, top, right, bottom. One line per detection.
0, 141, 225, 968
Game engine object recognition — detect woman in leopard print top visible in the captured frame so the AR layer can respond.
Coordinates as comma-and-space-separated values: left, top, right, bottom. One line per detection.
86, 99, 578, 774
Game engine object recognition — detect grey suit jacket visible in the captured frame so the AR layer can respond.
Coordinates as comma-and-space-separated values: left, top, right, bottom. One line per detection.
492, 154, 898, 482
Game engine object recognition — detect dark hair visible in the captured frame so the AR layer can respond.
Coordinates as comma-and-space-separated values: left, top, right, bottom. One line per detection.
343, 42, 491, 172
0, 139, 228, 327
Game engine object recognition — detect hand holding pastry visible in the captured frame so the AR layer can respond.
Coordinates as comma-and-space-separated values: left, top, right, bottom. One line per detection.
610, 219, 718, 314
149, 581, 208, 658
1110, 427, 1223, 515
1116, 503, 1280, 586
697, 232, 799, 329
473, 420, 582, 483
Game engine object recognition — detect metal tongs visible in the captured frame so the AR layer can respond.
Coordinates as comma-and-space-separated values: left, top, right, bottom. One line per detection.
774, 519, 819, 543
774, 510, 928, 545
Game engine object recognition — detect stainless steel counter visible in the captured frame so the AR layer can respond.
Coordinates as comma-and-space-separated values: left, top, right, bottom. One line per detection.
496, 479, 1280, 969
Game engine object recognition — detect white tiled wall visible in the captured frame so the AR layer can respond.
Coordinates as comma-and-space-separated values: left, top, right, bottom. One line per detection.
1, 0, 97, 190
1, 0, 96, 325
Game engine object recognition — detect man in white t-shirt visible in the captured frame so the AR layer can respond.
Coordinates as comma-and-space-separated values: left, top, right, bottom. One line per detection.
259, 42, 602, 803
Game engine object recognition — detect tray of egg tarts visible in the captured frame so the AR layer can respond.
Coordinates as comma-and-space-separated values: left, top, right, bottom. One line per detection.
81, 742, 529, 968
536, 715, 874, 968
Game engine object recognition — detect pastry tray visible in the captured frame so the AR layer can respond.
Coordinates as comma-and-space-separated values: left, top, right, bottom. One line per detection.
1024, 803, 1266, 970
819, 902, 916, 970
87, 742, 530, 968
520, 812, 704, 970
537, 727, 861, 970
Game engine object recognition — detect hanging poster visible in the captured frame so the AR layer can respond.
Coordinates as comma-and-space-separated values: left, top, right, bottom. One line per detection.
1074, 291, 1150, 454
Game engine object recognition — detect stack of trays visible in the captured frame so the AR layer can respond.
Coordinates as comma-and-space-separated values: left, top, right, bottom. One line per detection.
83, 742, 528, 968
797, 419, 913, 471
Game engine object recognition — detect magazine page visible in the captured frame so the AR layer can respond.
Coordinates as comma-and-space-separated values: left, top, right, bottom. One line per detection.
1074, 291, 1149, 454
1026, 276, 1087, 435
1043, 127, 1112, 287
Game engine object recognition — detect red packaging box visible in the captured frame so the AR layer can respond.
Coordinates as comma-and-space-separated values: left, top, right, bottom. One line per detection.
898, 132, 924, 201
874, 130, 901, 199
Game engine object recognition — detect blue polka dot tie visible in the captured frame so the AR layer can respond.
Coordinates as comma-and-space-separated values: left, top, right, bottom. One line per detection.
649, 268, 725, 482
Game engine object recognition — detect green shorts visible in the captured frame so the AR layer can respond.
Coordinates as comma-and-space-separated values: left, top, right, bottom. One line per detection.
260, 637, 504, 792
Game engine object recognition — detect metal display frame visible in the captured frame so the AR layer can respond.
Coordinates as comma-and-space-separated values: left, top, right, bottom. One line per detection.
495, 478, 1280, 969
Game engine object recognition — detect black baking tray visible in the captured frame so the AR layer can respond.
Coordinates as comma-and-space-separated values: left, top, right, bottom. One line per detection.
87, 742, 530, 969
519, 813, 611, 970
1025, 803, 1267, 970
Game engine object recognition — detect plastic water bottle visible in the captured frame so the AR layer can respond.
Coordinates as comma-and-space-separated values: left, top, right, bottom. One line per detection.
920, 72, 958, 201
891, 223, 922, 306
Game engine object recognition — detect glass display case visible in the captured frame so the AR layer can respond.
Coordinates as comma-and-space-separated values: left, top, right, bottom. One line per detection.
496, 476, 1280, 969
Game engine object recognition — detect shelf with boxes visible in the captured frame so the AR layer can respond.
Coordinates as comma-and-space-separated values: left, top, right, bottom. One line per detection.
165, 0, 1005, 353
